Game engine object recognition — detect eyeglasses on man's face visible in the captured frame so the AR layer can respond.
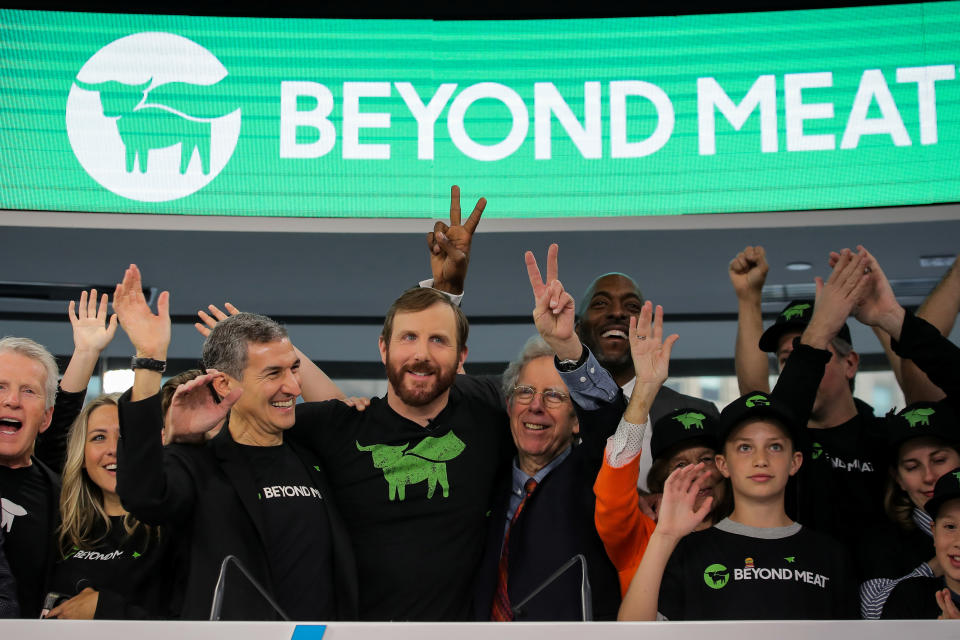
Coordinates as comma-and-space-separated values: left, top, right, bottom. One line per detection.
512, 385, 570, 407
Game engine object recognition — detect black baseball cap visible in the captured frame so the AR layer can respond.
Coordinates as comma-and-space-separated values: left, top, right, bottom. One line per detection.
718, 391, 801, 445
886, 401, 960, 456
924, 466, 960, 520
651, 408, 720, 461
758, 299, 853, 353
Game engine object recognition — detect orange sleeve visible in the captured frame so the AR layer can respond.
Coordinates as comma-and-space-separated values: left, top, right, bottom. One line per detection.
594, 451, 658, 597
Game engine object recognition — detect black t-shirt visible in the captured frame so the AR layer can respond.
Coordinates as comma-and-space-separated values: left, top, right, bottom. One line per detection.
0, 461, 57, 617
0, 527, 17, 617
790, 404, 888, 550
658, 519, 857, 620
50, 516, 176, 619
857, 516, 933, 582
882, 576, 959, 619
288, 375, 512, 621
773, 341, 888, 551
239, 442, 336, 622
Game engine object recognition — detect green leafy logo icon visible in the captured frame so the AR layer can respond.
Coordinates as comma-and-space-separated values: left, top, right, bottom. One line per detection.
812, 442, 823, 460
703, 563, 730, 589
785, 556, 796, 563
66, 33, 241, 202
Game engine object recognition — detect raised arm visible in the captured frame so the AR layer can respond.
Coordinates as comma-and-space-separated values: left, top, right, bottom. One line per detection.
729, 245, 771, 394
772, 248, 871, 427
623, 304, 677, 427
854, 247, 960, 402
426, 185, 486, 295
595, 305, 677, 594
114, 265, 169, 402
36, 289, 118, 473
60, 289, 118, 393
618, 463, 714, 621
113, 265, 194, 525
901, 255, 960, 402
525, 243, 582, 361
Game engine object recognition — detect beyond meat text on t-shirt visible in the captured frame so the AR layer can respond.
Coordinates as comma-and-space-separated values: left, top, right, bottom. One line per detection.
50, 516, 177, 619
239, 442, 336, 622
289, 375, 512, 621
789, 404, 888, 549
773, 339, 888, 549
658, 518, 856, 620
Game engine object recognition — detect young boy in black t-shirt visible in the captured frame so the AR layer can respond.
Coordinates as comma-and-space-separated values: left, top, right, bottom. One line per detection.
883, 468, 960, 620
618, 391, 857, 621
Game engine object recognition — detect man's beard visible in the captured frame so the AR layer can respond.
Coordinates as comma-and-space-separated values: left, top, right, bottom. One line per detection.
385, 354, 457, 407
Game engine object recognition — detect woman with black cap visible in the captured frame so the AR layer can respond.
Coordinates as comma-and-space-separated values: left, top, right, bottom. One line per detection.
592, 302, 729, 597
859, 401, 960, 618
594, 404, 729, 597
883, 467, 960, 619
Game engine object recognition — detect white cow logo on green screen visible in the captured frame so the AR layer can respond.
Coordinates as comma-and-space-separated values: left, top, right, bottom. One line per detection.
65, 32, 241, 202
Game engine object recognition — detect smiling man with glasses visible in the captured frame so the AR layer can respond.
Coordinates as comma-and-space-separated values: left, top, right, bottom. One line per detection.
473, 334, 622, 622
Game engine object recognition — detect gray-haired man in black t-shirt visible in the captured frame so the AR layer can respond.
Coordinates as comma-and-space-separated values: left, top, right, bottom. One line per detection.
114, 264, 359, 621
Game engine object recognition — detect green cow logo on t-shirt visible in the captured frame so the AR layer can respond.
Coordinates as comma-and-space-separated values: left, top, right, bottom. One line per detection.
703, 563, 730, 589
356, 431, 466, 502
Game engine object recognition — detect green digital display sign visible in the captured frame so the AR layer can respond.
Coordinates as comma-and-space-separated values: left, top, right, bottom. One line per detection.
2, 3, 960, 218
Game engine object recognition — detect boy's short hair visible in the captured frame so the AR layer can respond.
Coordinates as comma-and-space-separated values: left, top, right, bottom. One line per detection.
722, 416, 796, 454
718, 391, 800, 450
924, 466, 960, 520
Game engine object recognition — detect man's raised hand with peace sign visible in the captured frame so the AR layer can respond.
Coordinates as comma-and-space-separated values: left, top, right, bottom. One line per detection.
524, 243, 583, 362
427, 185, 486, 295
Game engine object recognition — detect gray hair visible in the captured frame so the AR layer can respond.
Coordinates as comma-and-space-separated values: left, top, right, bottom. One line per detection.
201, 312, 289, 380
831, 336, 856, 392
831, 336, 853, 357
0, 337, 59, 410
501, 335, 556, 399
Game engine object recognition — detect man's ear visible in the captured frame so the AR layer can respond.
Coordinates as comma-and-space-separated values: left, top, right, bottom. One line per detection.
378, 336, 387, 366
789, 450, 803, 476
457, 346, 468, 372
844, 350, 860, 381
37, 406, 54, 434
715, 453, 730, 478
212, 374, 235, 401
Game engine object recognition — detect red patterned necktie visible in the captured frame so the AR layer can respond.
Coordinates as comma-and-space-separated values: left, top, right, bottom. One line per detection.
490, 477, 538, 621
